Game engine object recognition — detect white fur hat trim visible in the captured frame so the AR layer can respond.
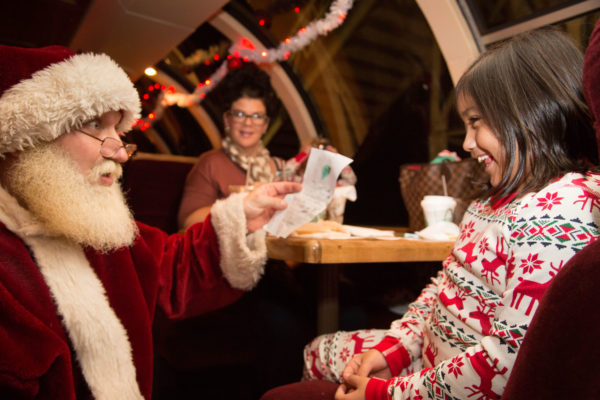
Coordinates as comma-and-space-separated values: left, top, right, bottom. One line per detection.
0, 53, 141, 155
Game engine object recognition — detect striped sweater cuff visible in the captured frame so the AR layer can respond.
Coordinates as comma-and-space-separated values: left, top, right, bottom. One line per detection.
373, 336, 411, 376
366, 377, 389, 400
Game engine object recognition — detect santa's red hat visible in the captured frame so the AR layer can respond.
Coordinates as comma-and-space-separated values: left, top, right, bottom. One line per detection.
0, 45, 141, 155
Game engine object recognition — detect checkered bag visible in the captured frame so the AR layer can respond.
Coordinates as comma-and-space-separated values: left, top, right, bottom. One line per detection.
399, 158, 488, 231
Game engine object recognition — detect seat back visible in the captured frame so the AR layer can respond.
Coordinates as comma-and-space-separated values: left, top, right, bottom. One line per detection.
121, 152, 196, 234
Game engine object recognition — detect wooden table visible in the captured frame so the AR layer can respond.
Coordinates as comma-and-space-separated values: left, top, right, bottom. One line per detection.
266, 232, 454, 333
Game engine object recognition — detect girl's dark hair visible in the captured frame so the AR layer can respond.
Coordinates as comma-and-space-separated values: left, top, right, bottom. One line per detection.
456, 27, 598, 200
222, 62, 276, 116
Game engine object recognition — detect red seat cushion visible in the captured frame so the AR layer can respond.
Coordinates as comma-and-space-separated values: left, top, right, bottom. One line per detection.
260, 380, 338, 400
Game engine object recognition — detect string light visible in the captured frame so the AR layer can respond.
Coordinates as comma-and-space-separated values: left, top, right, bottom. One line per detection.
137, 0, 354, 131
162, 0, 353, 109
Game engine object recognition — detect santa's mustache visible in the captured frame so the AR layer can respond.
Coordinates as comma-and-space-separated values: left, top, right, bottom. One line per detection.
87, 160, 123, 183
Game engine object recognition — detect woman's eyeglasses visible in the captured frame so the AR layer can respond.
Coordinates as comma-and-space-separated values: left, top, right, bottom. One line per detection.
227, 110, 269, 125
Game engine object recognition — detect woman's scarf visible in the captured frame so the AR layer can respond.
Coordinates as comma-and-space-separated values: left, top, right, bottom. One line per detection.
222, 136, 273, 184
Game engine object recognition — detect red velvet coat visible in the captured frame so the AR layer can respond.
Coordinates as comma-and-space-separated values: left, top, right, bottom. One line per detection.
0, 219, 244, 399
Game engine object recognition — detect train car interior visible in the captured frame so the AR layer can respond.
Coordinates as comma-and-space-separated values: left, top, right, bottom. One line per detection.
1, 1, 599, 399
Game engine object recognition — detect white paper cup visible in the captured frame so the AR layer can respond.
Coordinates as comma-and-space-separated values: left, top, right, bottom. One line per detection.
421, 195, 456, 227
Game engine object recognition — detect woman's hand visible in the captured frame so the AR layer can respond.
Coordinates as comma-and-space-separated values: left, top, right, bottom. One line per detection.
342, 349, 392, 381
334, 375, 370, 400
243, 181, 302, 232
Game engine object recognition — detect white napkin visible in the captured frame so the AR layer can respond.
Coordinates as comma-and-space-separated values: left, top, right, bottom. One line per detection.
417, 221, 459, 241
342, 225, 395, 238
327, 185, 358, 223
291, 224, 398, 240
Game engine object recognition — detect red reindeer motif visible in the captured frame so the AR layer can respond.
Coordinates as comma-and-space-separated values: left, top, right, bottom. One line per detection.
469, 304, 495, 335
570, 177, 600, 212
465, 351, 507, 399
439, 287, 467, 310
459, 241, 478, 265
510, 261, 562, 316
308, 349, 324, 379
424, 343, 438, 366
480, 239, 506, 286
350, 332, 376, 354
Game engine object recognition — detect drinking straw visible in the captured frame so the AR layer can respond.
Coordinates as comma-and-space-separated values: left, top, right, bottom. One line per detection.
442, 174, 448, 196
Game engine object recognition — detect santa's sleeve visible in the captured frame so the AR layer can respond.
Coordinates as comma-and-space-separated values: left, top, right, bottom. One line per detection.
151, 193, 266, 319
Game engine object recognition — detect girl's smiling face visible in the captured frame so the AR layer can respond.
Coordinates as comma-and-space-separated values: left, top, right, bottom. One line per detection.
458, 94, 506, 188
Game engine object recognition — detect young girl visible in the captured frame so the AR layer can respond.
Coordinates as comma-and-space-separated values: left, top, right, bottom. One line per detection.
302, 28, 600, 400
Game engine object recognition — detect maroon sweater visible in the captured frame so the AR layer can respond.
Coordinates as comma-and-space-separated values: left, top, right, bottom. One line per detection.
178, 149, 246, 227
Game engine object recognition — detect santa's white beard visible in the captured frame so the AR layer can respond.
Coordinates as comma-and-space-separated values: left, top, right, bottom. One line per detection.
7, 144, 138, 252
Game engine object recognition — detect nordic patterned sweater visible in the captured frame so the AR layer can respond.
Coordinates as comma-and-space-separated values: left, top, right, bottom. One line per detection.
367, 172, 600, 399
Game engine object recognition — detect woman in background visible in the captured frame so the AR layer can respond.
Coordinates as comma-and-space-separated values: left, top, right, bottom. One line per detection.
178, 63, 284, 230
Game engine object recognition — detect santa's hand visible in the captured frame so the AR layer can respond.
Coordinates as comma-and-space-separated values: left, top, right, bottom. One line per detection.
243, 182, 301, 232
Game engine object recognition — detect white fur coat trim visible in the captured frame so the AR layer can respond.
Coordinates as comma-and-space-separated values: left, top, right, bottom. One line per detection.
0, 186, 143, 400
210, 193, 267, 290
0, 53, 141, 155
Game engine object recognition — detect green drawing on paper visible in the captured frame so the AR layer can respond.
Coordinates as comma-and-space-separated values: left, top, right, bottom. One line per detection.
322, 165, 331, 179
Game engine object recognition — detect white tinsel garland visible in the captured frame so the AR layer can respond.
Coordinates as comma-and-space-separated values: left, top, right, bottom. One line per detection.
162, 0, 354, 108
182, 42, 229, 67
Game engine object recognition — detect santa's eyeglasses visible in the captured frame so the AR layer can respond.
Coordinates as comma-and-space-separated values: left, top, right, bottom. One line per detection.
76, 129, 137, 159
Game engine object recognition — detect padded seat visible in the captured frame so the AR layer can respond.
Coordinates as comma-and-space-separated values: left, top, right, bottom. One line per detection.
260, 380, 338, 400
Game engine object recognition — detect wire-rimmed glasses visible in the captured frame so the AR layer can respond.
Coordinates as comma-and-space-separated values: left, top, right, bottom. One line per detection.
227, 109, 269, 125
77, 129, 137, 159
